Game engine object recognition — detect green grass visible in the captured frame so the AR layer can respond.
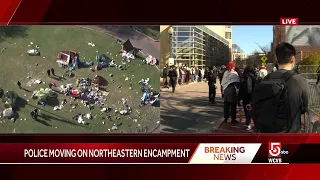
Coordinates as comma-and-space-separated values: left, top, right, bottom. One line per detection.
0, 26, 160, 133
133, 26, 160, 40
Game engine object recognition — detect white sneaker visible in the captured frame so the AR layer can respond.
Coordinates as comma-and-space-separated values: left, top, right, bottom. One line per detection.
246, 125, 251, 131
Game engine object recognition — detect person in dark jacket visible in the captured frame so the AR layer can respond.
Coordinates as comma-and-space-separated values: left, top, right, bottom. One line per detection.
239, 66, 257, 130
168, 66, 178, 93
208, 67, 217, 104
204, 67, 208, 81
218, 65, 226, 97
30, 108, 39, 121
51, 68, 55, 76
162, 65, 169, 88
198, 68, 202, 82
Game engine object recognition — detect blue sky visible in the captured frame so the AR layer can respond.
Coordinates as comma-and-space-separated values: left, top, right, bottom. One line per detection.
232, 26, 273, 55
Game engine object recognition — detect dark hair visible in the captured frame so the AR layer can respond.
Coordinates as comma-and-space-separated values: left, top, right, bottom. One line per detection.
244, 66, 254, 74
275, 42, 296, 65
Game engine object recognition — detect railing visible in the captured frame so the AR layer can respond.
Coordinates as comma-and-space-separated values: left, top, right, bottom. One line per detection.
303, 83, 320, 133
299, 65, 319, 79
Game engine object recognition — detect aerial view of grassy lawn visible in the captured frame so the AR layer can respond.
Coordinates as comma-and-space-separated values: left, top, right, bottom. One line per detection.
0, 26, 160, 133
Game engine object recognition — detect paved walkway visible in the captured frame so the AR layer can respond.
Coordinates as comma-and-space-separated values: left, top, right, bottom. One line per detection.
160, 81, 225, 133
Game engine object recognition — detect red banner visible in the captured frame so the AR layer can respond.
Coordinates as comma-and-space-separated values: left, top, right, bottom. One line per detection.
0, 143, 198, 163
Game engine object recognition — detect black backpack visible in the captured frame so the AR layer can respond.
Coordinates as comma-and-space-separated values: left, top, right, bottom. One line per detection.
239, 75, 253, 99
252, 71, 295, 133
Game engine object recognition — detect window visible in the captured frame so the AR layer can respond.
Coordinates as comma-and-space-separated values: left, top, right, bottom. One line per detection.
177, 32, 190, 37
225, 32, 231, 39
177, 26, 191, 31
177, 36, 191, 42
225, 25, 231, 28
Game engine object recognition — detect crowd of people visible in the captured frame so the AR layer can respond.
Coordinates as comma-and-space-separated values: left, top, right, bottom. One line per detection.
163, 42, 312, 133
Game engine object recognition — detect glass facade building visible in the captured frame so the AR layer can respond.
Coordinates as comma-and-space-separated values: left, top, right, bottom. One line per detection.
171, 26, 230, 67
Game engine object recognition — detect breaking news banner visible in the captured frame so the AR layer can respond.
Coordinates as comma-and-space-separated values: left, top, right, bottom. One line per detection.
0, 143, 318, 164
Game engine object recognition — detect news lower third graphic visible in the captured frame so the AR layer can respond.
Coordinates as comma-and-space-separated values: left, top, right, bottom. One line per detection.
189, 144, 261, 164
6, 142, 320, 164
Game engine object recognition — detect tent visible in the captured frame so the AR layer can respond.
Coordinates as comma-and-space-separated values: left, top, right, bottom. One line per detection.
122, 40, 139, 57
95, 54, 109, 68
56, 50, 79, 67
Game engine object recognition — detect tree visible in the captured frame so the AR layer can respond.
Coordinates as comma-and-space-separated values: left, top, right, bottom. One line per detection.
255, 43, 273, 64
298, 52, 320, 79
234, 57, 245, 67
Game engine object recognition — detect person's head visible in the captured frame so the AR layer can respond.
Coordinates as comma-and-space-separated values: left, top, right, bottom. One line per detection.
244, 66, 255, 75
226, 62, 236, 72
275, 42, 296, 70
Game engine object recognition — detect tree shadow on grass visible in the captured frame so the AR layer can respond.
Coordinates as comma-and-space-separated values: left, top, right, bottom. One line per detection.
0, 26, 28, 42
39, 112, 87, 127
26, 104, 87, 128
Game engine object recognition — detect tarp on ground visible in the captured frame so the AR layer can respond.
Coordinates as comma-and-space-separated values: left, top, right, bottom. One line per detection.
2, 91, 18, 107
123, 40, 139, 56
34, 88, 56, 100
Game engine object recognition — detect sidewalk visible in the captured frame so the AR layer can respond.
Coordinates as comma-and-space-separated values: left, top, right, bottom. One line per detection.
215, 106, 255, 133
160, 81, 224, 133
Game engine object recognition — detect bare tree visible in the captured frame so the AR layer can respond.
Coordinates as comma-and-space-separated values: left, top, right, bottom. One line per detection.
255, 43, 271, 54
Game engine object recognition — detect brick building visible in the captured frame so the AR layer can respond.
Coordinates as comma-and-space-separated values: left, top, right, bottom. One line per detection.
272, 25, 320, 64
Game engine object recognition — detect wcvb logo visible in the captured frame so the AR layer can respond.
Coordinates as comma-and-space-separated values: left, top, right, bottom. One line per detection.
268, 142, 282, 157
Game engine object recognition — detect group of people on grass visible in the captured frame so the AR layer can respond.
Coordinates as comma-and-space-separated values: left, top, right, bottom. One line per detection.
164, 42, 312, 133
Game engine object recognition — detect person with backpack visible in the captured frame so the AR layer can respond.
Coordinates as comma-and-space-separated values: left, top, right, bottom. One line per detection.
168, 65, 178, 93
221, 62, 240, 124
208, 66, 218, 104
238, 66, 257, 130
252, 42, 309, 133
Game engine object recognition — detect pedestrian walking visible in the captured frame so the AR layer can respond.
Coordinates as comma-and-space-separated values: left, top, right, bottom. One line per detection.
168, 65, 178, 93
47, 69, 51, 76
17, 81, 22, 89
218, 65, 226, 97
51, 68, 55, 76
221, 62, 240, 124
252, 42, 309, 133
208, 66, 217, 104
238, 66, 257, 130
31, 108, 39, 121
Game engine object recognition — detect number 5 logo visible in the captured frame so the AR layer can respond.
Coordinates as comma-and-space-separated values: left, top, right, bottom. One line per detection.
268, 142, 281, 157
